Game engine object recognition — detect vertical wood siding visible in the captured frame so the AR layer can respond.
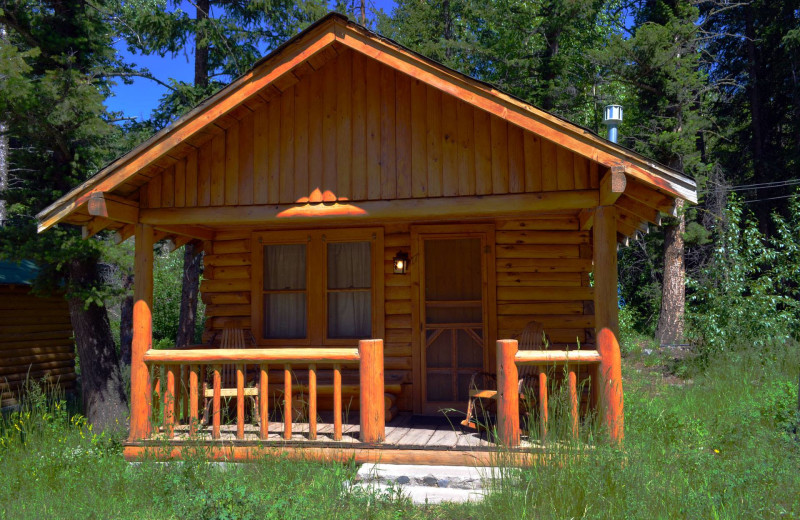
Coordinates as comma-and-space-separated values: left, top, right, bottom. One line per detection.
139, 48, 602, 209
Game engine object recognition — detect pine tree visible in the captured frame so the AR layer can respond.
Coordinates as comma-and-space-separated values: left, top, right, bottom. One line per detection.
0, 0, 130, 430
110, 0, 326, 347
600, 0, 710, 345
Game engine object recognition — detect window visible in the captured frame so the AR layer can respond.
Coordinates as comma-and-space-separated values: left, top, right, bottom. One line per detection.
252, 229, 383, 345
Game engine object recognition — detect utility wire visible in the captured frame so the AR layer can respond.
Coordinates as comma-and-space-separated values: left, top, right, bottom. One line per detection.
698, 178, 800, 194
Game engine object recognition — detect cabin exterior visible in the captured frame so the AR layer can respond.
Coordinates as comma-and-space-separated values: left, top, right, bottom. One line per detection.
37, 14, 696, 465
0, 261, 76, 408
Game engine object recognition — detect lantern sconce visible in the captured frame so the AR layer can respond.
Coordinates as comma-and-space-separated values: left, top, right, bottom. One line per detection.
392, 251, 410, 274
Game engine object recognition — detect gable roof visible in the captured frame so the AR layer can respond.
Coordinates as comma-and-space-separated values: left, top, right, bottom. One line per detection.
37, 12, 696, 232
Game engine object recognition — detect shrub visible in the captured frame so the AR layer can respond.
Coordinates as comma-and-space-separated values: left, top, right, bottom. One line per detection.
687, 195, 800, 355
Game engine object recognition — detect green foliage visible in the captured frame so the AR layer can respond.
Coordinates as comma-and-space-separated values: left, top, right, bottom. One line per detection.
2, 342, 798, 518
152, 245, 206, 344
378, 0, 623, 128
687, 196, 800, 353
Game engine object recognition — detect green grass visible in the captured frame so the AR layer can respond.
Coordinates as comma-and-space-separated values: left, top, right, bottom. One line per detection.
1, 341, 799, 519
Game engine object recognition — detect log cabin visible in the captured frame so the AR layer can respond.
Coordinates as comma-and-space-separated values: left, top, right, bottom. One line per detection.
37, 13, 696, 465
0, 260, 76, 409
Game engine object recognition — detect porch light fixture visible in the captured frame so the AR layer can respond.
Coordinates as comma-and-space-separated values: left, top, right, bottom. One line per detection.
392, 251, 410, 274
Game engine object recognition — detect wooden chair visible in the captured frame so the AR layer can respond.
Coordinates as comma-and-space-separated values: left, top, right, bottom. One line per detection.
461, 321, 547, 429
201, 328, 260, 425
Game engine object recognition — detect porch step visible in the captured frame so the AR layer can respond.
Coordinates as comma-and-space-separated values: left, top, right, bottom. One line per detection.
351, 463, 499, 504
350, 482, 487, 504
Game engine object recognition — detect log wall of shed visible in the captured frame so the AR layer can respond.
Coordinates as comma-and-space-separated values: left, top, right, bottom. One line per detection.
0, 285, 76, 407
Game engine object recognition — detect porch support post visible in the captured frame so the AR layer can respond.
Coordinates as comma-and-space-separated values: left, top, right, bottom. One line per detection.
359, 339, 385, 443
597, 328, 624, 444
593, 207, 624, 443
593, 206, 619, 336
129, 223, 154, 441
496, 339, 520, 446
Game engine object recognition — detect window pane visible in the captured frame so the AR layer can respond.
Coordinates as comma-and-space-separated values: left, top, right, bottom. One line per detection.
263, 294, 306, 339
327, 291, 371, 338
263, 244, 306, 290
327, 242, 371, 289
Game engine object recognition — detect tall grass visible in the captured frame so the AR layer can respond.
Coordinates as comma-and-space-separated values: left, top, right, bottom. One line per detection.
1, 341, 798, 519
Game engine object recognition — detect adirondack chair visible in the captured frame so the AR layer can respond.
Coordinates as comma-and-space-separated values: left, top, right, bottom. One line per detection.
460, 320, 547, 430
201, 328, 260, 425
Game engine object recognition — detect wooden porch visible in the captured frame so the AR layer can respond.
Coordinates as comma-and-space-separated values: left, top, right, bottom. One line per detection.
123, 334, 623, 465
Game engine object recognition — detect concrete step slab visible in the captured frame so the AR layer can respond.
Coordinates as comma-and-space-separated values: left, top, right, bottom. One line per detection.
351, 481, 487, 504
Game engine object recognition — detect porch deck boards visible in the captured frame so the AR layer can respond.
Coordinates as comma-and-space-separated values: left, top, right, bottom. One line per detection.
156, 414, 536, 450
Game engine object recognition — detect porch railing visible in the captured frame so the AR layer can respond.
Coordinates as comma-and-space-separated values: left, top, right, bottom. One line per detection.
495, 327, 624, 446
141, 339, 385, 444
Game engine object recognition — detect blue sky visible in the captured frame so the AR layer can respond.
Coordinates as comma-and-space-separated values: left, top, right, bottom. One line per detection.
106, 1, 397, 121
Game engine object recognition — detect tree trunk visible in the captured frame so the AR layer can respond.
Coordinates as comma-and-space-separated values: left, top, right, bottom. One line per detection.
0, 26, 7, 226
67, 258, 128, 432
172, 1, 210, 347
176, 242, 202, 346
656, 199, 686, 346
119, 273, 133, 364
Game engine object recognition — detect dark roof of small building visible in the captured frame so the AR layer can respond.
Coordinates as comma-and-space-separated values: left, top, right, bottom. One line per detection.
0, 260, 40, 285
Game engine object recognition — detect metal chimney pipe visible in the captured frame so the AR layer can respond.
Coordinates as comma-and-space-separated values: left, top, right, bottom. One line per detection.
603, 105, 623, 143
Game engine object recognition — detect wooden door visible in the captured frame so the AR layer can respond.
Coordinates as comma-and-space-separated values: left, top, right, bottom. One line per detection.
418, 233, 490, 414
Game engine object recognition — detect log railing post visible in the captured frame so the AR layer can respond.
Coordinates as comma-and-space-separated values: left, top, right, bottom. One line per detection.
496, 339, 520, 446
568, 368, 579, 440
597, 328, 624, 444
189, 365, 199, 437
359, 339, 385, 443
130, 223, 154, 442
259, 364, 269, 440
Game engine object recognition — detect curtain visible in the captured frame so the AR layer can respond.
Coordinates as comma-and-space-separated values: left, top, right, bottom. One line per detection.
263, 244, 306, 339
327, 242, 371, 338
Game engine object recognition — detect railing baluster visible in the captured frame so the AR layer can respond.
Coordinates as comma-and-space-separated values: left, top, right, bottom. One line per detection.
152, 368, 161, 432
259, 363, 268, 440
333, 363, 342, 441
165, 365, 176, 439
568, 368, 578, 440
212, 365, 221, 440
284, 364, 292, 440
539, 369, 548, 441
173, 364, 181, 423
236, 363, 245, 440
308, 364, 317, 440
189, 365, 199, 437
181, 364, 189, 422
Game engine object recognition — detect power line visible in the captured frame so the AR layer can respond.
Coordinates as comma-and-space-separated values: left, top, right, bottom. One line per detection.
699, 178, 800, 194
742, 193, 799, 204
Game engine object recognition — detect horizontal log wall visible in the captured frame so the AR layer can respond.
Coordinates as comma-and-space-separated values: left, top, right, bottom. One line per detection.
139, 48, 601, 210
200, 226, 414, 411
0, 285, 76, 407
494, 217, 595, 348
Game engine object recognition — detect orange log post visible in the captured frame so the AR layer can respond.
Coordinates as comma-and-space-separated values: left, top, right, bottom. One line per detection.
284, 365, 292, 440
129, 223, 154, 441
189, 365, 199, 437
597, 327, 624, 444
212, 365, 221, 440
259, 364, 269, 440
496, 339, 520, 446
333, 364, 342, 441
181, 365, 189, 421
568, 368, 579, 440
359, 339, 385, 443
165, 366, 176, 439
538, 370, 548, 441
308, 364, 317, 440
236, 364, 245, 440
